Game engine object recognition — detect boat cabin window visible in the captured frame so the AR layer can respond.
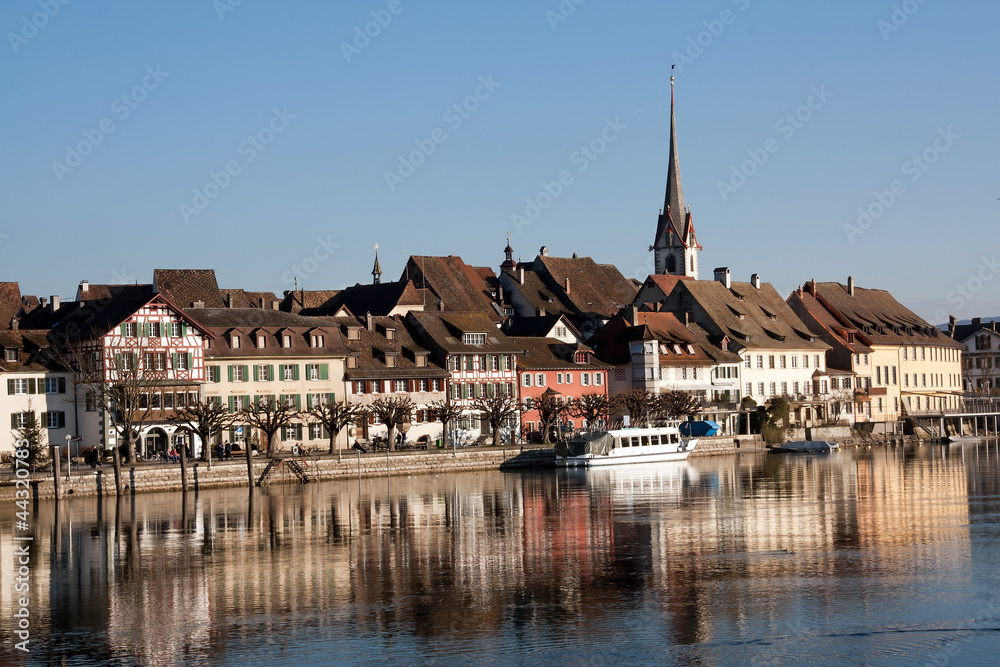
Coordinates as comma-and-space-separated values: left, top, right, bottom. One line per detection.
640, 436, 650, 447
630, 437, 641, 448
649, 435, 660, 445
669, 433, 678, 444
615, 437, 623, 448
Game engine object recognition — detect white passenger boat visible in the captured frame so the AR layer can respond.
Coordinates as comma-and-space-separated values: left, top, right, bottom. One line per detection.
554, 425, 697, 467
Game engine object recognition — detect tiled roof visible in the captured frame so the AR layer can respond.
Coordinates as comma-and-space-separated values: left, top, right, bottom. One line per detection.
533, 255, 637, 317
787, 289, 874, 356
641, 274, 694, 298
190, 308, 349, 357
404, 256, 503, 321
668, 280, 830, 352
328, 315, 449, 379
949, 318, 1000, 344
279, 290, 342, 314
0, 330, 57, 372
296, 280, 425, 317
502, 314, 579, 338
810, 282, 963, 348
408, 311, 520, 355
153, 269, 225, 308
78, 284, 154, 302
0, 282, 21, 327
590, 311, 740, 366
510, 336, 610, 371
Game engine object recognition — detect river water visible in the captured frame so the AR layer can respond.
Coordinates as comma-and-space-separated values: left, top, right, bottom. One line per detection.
5, 443, 1000, 666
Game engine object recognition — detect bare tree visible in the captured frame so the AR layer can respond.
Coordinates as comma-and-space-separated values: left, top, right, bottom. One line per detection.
471, 392, 520, 447
652, 390, 702, 421
533, 390, 571, 444
239, 396, 301, 458
613, 389, 653, 426
570, 393, 611, 431
169, 397, 234, 491
307, 397, 362, 460
367, 395, 414, 451
826, 390, 853, 424
428, 398, 462, 452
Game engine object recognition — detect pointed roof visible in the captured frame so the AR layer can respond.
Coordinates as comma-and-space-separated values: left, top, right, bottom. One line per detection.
372, 249, 382, 283
654, 78, 695, 249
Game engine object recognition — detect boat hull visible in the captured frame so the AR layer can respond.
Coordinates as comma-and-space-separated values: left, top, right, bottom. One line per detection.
556, 447, 694, 467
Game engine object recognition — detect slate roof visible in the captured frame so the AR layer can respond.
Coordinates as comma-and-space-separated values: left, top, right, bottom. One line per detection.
510, 336, 610, 371
408, 311, 520, 356
403, 256, 503, 321
667, 280, 830, 352
328, 315, 449, 379
810, 281, 963, 348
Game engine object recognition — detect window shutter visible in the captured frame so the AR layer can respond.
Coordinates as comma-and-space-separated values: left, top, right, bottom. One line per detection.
172, 353, 178, 370
296, 424, 303, 440
278, 364, 284, 380
327, 392, 335, 404
294, 394, 301, 410
268, 365, 275, 382
253, 365, 259, 382
229, 427, 235, 441
120, 324, 127, 337
243, 365, 249, 381
228, 396, 234, 412
28, 378, 36, 394
41, 411, 48, 427
228, 365, 234, 382
319, 364, 329, 380
58, 377, 66, 393
293, 365, 300, 381
181, 323, 187, 337
27, 412, 36, 427
7, 379, 13, 395
187, 353, 193, 369
10, 414, 16, 428
323, 425, 330, 439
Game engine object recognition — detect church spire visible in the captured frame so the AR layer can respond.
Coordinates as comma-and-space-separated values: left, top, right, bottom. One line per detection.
652, 70, 700, 279
372, 244, 382, 284
500, 234, 516, 271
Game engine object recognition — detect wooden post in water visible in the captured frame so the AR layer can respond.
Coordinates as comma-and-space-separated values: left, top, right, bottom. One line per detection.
51, 444, 61, 501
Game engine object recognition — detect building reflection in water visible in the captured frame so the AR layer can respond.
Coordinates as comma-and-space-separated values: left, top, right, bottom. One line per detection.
1, 443, 992, 664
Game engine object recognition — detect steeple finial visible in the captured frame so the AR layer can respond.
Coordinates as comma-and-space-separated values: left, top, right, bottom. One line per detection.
372, 244, 382, 284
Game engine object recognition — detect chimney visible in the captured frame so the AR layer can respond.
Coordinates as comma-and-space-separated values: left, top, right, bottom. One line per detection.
972, 317, 982, 327
536, 307, 546, 317
366, 312, 373, 331
751, 274, 761, 290
564, 277, 571, 294
39, 297, 47, 310
713, 267, 731, 289
11, 317, 18, 331
572, 252, 578, 259
226, 292, 233, 308
80, 280, 89, 294
271, 300, 280, 310
847, 275, 855, 297
50, 295, 59, 312
683, 312, 690, 326
539, 245, 548, 257
625, 306, 638, 326
438, 299, 445, 311
518, 266, 525, 284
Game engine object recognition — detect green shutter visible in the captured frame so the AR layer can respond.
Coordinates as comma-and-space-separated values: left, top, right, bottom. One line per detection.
268, 365, 275, 382
293, 365, 300, 381
27, 412, 35, 427
181, 323, 187, 337
327, 392, 335, 404
322, 425, 330, 439
319, 364, 329, 380
294, 394, 301, 410
229, 427, 235, 441
228, 396, 234, 412
171, 353, 178, 370
253, 365, 259, 382
120, 324, 127, 337
27, 378, 35, 394
7, 379, 13, 395
296, 424, 303, 440
187, 353, 193, 369
10, 414, 16, 428
58, 377, 66, 394
228, 365, 234, 382
41, 412, 48, 428
243, 365, 249, 381
277, 364, 284, 380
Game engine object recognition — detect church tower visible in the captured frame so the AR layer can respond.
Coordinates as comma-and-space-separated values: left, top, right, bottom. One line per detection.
652, 75, 700, 279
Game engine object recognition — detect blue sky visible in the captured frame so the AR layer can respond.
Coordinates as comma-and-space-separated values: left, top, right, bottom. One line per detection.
2, 0, 998, 324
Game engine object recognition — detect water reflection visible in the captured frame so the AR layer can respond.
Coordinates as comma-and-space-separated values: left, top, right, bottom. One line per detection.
4, 442, 1000, 665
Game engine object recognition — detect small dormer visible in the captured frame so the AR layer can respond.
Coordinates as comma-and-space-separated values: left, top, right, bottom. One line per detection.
462, 332, 487, 346
345, 324, 363, 341
574, 350, 590, 364
251, 328, 267, 349
307, 328, 325, 348
385, 352, 398, 368
228, 330, 241, 349
4, 345, 20, 363
415, 351, 428, 368
346, 354, 360, 369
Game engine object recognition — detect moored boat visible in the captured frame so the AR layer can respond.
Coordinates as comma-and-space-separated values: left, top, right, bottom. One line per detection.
767, 440, 839, 454
554, 424, 697, 467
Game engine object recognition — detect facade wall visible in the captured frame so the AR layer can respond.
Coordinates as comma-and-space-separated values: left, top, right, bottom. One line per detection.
346, 382, 447, 445
738, 348, 828, 405
1, 372, 76, 456
518, 366, 608, 437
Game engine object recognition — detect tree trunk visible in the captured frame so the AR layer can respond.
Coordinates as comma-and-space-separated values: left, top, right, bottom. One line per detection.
386, 424, 396, 452
203, 430, 213, 468
125, 432, 138, 464
245, 441, 254, 489
492, 423, 502, 447
179, 439, 188, 493
112, 446, 123, 496
441, 421, 449, 450
266, 431, 277, 457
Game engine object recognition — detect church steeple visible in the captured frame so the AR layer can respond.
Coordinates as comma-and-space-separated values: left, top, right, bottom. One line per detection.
652, 72, 700, 279
372, 244, 382, 284
500, 234, 516, 271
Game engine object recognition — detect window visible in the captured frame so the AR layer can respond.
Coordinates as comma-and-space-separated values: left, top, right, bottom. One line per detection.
876, 367, 881, 385
232, 365, 245, 382
5, 348, 18, 362
595, 374, 602, 386
175, 354, 189, 371
758, 382, 765, 396
555, 326, 567, 338
489, 355, 499, 372
257, 335, 267, 348
769, 382, 776, 396
556, 373, 563, 384
582, 373, 590, 386
347, 328, 361, 341
168, 322, 183, 337
462, 332, 487, 346
803, 355, 809, 368
14, 412, 32, 428
13, 378, 28, 395
465, 356, 474, 372
163, 392, 174, 409
307, 364, 320, 381
814, 355, 821, 369
283, 365, 296, 381
745, 357, 751, 368
902, 347, 908, 361
45, 377, 66, 394
921, 374, 926, 387
523, 374, 532, 387
502, 355, 512, 371
311, 334, 324, 348
791, 355, 798, 368
208, 366, 221, 383
565, 373, 573, 384
85, 392, 97, 411
432, 379, 442, 391
891, 366, 897, 385
780, 355, 786, 369
768, 355, 775, 369
231, 335, 241, 349
283, 335, 292, 348
308, 423, 323, 440
921, 347, 926, 360
151, 392, 161, 409
756, 355, 763, 369
394, 380, 406, 393
821, 380, 828, 394
536, 374, 546, 387
746, 382, 753, 396
354, 380, 365, 394
44, 411, 65, 428
793, 381, 800, 394
123, 322, 137, 337
781, 382, 788, 395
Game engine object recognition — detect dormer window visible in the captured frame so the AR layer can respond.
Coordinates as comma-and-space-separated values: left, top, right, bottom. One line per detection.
385, 328, 395, 341
5, 348, 17, 362
347, 327, 362, 341
311, 334, 324, 348
231, 334, 240, 349
257, 335, 266, 348
462, 332, 487, 346
385, 354, 397, 368
347, 355, 359, 369
574, 351, 588, 364
416, 353, 427, 368
283, 335, 292, 348
686, 344, 695, 355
